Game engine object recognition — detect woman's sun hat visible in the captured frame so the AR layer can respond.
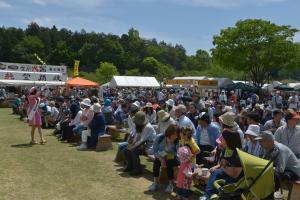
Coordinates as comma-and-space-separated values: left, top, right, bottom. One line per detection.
157, 110, 170, 122
92, 103, 102, 113
81, 98, 91, 107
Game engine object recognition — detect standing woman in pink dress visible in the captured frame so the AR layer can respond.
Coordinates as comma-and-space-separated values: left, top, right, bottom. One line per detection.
27, 87, 46, 144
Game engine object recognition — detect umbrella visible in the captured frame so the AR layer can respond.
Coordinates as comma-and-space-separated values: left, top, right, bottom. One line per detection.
274, 84, 294, 91
224, 82, 257, 91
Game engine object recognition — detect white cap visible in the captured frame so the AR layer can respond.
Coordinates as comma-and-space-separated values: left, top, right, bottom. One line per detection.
166, 99, 175, 107
92, 103, 102, 113
81, 98, 91, 107
245, 125, 260, 137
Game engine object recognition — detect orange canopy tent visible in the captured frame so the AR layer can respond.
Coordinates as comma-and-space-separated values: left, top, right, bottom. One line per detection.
66, 77, 99, 90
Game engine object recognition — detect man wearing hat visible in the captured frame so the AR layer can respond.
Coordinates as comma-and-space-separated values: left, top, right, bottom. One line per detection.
124, 111, 156, 176
219, 112, 244, 141
166, 99, 176, 119
175, 104, 196, 138
243, 125, 263, 157
256, 131, 300, 181
77, 103, 105, 150
157, 110, 176, 135
73, 98, 93, 136
192, 92, 205, 111
274, 109, 300, 158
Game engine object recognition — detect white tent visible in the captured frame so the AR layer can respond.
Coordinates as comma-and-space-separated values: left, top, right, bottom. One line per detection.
109, 76, 160, 88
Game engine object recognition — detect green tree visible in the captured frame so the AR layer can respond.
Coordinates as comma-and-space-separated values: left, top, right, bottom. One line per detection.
13, 35, 45, 63
124, 68, 141, 76
141, 57, 161, 74
78, 42, 98, 71
48, 41, 71, 65
212, 19, 300, 87
95, 62, 119, 84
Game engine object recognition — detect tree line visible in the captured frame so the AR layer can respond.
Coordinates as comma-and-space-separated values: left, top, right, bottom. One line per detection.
0, 19, 299, 86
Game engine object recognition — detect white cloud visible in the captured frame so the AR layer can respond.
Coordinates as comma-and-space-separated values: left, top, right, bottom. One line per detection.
32, 0, 106, 8
21, 17, 54, 27
171, 0, 287, 8
0, 1, 11, 9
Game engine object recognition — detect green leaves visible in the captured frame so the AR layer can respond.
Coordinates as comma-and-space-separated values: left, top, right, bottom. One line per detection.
95, 62, 119, 84
212, 19, 300, 87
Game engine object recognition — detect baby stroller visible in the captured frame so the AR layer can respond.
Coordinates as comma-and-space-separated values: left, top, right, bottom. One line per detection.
212, 149, 275, 200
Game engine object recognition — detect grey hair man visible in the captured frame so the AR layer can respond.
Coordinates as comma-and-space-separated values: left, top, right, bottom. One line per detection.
255, 131, 300, 181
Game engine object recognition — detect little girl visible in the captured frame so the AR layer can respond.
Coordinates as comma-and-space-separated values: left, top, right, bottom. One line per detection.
176, 146, 197, 200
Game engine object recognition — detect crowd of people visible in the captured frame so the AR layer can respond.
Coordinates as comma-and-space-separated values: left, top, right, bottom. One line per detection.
10, 86, 300, 200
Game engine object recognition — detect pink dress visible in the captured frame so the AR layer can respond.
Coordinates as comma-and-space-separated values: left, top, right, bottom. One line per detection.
176, 162, 193, 189
27, 95, 42, 126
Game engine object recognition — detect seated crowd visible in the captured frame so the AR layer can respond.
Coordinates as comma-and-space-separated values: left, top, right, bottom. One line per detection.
12, 88, 300, 200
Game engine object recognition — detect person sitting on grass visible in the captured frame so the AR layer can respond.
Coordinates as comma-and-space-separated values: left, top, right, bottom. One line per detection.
124, 111, 156, 176
148, 124, 180, 193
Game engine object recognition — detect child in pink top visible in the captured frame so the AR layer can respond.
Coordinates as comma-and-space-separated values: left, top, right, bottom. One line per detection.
176, 146, 197, 200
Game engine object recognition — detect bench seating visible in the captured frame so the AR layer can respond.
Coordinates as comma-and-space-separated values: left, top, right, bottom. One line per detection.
96, 134, 113, 151
287, 181, 300, 200
106, 125, 129, 140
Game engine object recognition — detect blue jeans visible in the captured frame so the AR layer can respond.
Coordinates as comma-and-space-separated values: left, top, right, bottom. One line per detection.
205, 168, 241, 197
73, 124, 84, 135
177, 188, 189, 198
118, 142, 128, 151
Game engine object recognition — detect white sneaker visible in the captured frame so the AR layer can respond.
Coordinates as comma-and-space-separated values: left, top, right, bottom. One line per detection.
76, 144, 87, 150
148, 183, 160, 191
165, 183, 174, 193
274, 191, 284, 200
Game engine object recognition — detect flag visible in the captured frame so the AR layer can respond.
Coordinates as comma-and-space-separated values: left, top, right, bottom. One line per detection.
74, 60, 80, 76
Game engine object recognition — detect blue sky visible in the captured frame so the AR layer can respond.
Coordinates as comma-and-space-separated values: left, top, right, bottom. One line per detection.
0, 0, 300, 55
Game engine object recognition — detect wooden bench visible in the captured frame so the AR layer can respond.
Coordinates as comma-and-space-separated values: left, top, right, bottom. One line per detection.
287, 181, 300, 200
96, 134, 113, 151
106, 125, 129, 140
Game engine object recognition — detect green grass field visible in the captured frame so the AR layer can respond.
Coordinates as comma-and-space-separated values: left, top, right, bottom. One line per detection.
0, 108, 201, 200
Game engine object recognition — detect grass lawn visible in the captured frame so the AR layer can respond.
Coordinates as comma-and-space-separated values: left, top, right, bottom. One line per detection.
0, 108, 201, 200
